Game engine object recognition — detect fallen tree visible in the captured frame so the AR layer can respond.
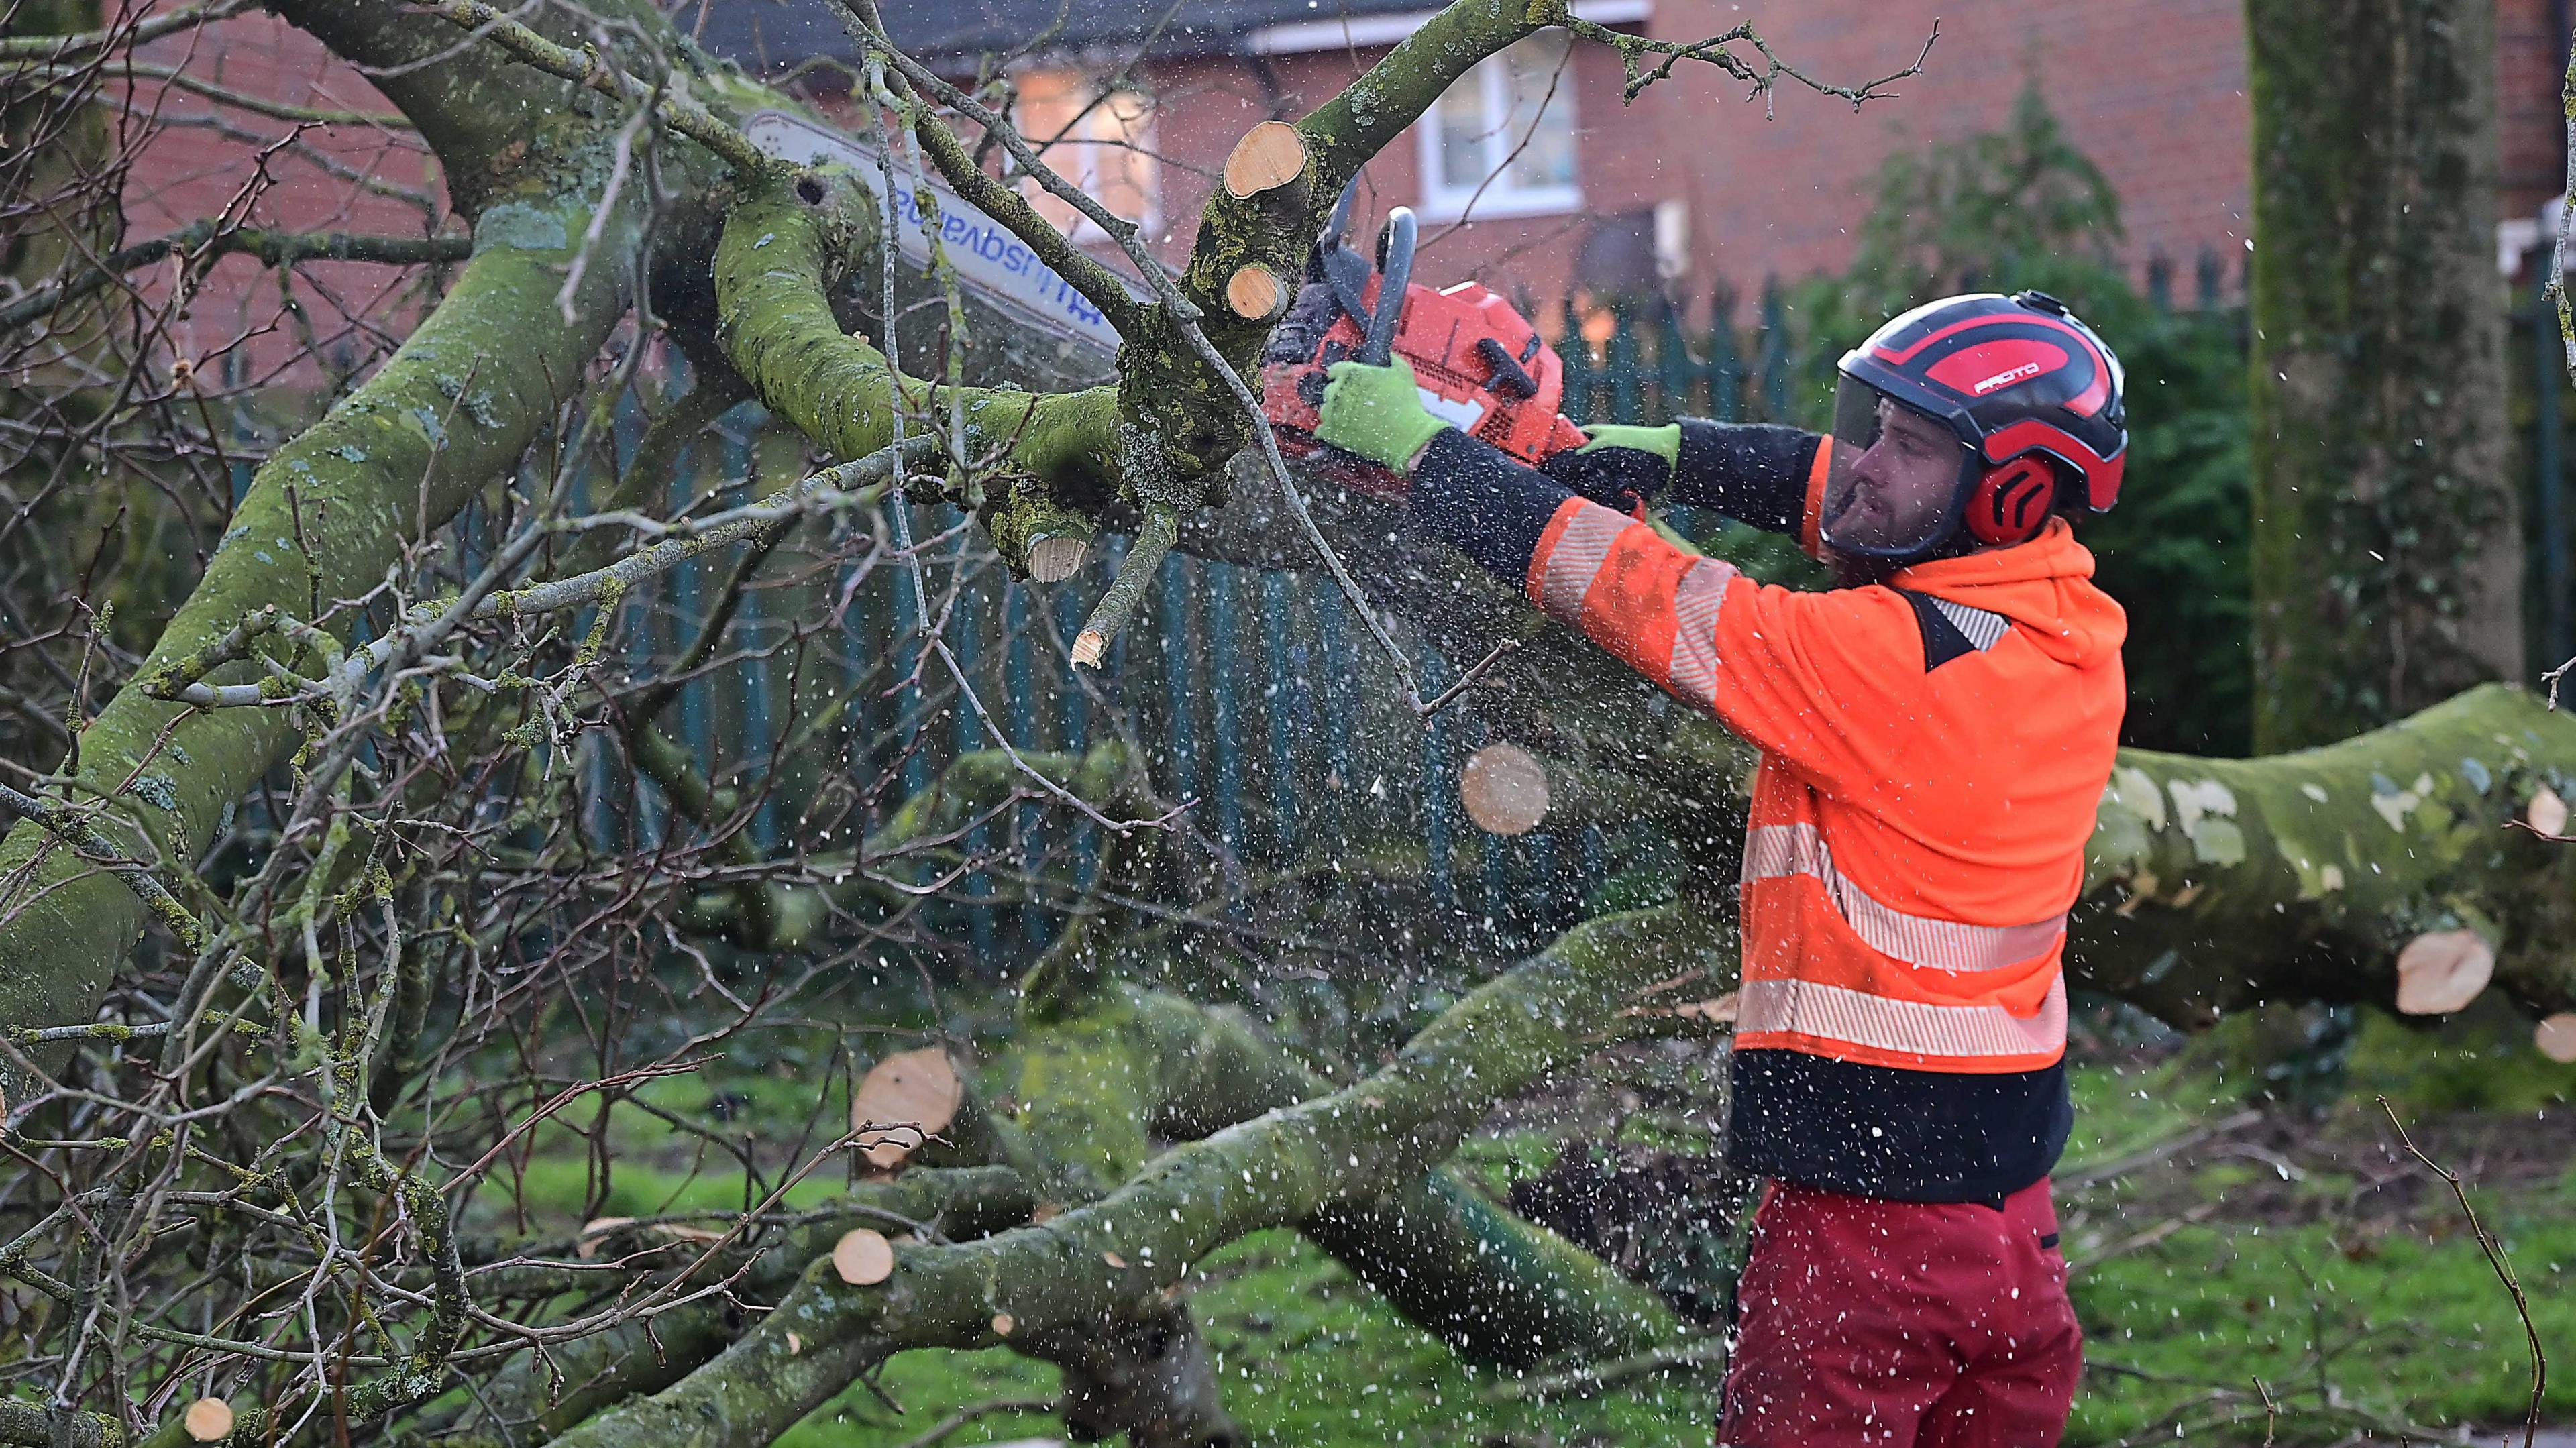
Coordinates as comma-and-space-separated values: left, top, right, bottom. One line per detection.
2, 1, 2573, 1446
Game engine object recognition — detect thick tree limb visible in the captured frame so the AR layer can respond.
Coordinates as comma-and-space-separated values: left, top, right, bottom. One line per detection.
2080, 683, 2576, 1022
453, 1169, 1040, 1443
537, 901, 1724, 1448
0, 0, 721, 1060
998, 980, 1687, 1368
710, 176, 1122, 577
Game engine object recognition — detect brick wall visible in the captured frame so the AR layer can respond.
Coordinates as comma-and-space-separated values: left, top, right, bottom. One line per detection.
2498, 0, 2567, 223
1642, 0, 2258, 306
115, 10, 446, 384
114, 1, 2571, 370
1140, 38, 1662, 316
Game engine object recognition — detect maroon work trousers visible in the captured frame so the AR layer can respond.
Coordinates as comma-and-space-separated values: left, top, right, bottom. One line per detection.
1716, 1177, 2082, 1447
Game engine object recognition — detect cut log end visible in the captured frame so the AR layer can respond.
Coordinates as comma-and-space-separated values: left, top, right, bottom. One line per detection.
184, 1398, 235, 1443
1071, 630, 1108, 669
575, 1215, 635, 1259
851, 1047, 962, 1170
1222, 120, 1307, 199
2536, 1013, 2576, 1064
991, 1311, 1016, 1336
1225, 264, 1288, 322
832, 1228, 896, 1285
1026, 535, 1089, 584
2527, 786, 2568, 838
1460, 742, 1550, 836
2393, 928, 2496, 1015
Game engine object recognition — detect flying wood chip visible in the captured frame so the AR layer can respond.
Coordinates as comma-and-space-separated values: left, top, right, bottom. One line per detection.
184, 1398, 235, 1443
850, 1047, 961, 1170
1460, 742, 1548, 836
832, 1228, 895, 1285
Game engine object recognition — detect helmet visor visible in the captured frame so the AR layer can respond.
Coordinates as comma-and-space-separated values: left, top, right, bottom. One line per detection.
1819, 378, 1980, 561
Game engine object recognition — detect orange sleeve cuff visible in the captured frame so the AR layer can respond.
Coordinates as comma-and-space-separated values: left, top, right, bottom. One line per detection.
1523, 496, 1593, 604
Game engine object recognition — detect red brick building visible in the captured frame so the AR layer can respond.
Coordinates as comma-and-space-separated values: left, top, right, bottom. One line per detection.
711, 0, 2573, 315
113, 0, 2576, 372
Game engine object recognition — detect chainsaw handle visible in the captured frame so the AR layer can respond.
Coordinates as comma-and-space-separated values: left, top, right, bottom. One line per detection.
1357, 207, 1416, 367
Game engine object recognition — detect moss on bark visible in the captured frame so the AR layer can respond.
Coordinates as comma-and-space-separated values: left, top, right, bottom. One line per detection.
2078, 682, 2576, 1021
0, 188, 635, 1048
539, 900, 1719, 1448
709, 176, 1122, 576
2246, 0, 2521, 750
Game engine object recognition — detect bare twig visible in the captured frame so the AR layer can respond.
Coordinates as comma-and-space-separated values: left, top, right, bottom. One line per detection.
15, 57, 412, 127
2543, 653, 2573, 710
887, 1395, 1059, 1448
2379, 1097, 2546, 1448
2055, 1108, 2263, 1191
1562, 15, 1938, 111
0, 783, 207, 954
416, 0, 782, 177
0, 0, 248, 61
0, 222, 470, 335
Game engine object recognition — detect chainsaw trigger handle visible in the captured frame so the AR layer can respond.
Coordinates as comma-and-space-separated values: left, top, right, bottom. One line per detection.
1318, 178, 1373, 325
1474, 336, 1538, 400
1321, 178, 1357, 253
1358, 206, 1416, 367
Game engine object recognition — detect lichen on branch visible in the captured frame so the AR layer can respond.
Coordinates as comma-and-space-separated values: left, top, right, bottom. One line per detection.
709, 174, 1121, 577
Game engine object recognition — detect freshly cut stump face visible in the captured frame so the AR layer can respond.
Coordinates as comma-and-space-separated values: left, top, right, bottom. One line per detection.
851, 1048, 962, 1170
185, 1398, 235, 1443
1222, 119, 1305, 199
2537, 1013, 2576, 1064
1225, 264, 1287, 321
2528, 787, 2569, 838
833, 1228, 896, 1286
1026, 535, 1089, 584
2393, 929, 2494, 1016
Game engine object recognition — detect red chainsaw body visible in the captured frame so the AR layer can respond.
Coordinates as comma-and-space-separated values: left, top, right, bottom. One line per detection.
1258, 273, 1588, 488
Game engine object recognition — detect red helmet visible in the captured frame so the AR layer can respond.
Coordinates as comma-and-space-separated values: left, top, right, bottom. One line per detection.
1821, 290, 2127, 562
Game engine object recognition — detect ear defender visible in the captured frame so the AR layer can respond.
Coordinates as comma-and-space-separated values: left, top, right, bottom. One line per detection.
1966, 455, 2061, 545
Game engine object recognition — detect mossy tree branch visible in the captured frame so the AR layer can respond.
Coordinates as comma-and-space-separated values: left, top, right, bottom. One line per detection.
537, 901, 1724, 1448
1172, 469, 2576, 1029
710, 176, 1122, 579
1000, 982, 1689, 1368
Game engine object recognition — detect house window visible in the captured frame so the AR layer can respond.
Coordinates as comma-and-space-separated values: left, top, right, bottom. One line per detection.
1011, 68, 1159, 241
1417, 32, 1580, 221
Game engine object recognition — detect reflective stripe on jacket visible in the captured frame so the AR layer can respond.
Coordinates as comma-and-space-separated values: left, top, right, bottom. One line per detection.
1412, 422, 2125, 1196
1518, 474, 2123, 1074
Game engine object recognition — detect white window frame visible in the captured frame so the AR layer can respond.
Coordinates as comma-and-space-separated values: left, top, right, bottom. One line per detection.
1413, 35, 1582, 222
1014, 74, 1161, 244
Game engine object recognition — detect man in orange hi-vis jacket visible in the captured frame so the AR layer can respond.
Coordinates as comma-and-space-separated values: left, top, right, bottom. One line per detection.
1313, 290, 2129, 1447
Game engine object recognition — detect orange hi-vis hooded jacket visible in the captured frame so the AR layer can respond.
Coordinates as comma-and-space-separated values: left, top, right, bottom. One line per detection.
1411, 419, 2127, 1202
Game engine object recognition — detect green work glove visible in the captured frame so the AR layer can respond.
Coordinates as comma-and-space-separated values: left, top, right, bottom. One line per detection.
1577, 422, 1681, 469
1316, 357, 1450, 476
1544, 421, 1680, 511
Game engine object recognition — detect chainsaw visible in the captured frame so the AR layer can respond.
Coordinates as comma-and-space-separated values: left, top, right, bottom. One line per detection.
1258, 184, 1588, 495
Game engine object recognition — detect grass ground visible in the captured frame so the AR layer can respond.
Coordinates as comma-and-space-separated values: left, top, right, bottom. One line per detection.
497, 1008, 2576, 1446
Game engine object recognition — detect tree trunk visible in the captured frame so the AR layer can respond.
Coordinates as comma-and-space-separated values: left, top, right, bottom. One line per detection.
531, 901, 1725, 1448
1176, 472, 2576, 1025
2246, 0, 2522, 750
